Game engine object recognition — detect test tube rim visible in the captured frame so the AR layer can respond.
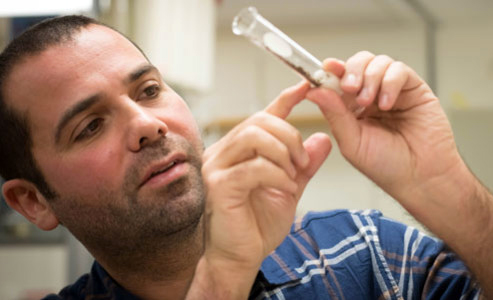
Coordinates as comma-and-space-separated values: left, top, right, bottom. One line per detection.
232, 6, 259, 36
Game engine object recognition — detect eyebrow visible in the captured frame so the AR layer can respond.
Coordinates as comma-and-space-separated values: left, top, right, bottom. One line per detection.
53, 64, 159, 145
126, 64, 158, 84
55, 94, 100, 144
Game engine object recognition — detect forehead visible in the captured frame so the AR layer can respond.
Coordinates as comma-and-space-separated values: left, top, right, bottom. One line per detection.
4, 24, 149, 136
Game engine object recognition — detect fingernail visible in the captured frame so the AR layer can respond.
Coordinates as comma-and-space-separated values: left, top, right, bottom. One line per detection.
345, 73, 357, 86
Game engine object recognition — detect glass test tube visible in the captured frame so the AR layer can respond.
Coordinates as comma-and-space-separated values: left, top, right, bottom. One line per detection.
232, 7, 342, 95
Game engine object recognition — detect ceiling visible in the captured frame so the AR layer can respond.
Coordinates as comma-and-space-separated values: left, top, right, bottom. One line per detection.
216, 0, 493, 29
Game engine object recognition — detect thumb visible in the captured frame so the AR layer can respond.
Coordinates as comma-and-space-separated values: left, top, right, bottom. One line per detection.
295, 132, 332, 198
306, 88, 361, 155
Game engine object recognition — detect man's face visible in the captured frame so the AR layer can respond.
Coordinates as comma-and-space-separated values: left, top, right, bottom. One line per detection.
4, 25, 205, 255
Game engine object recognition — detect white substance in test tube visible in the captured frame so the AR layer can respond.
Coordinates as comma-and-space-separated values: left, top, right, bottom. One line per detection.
262, 32, 342, 95
263, 32, 293, 58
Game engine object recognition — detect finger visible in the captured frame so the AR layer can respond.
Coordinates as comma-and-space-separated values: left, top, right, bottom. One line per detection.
210, 112, 309, 169
265, 80, 311, 119
208, 125, 297, 178
322, 58, 345, 78
341, 51, 375, 94
306, 88, 361, 155
299, 132, 332, 179
241, 113, 309, 168
224, 156, 299, 195
306, 86, 348, 118
294, 132, 332, 198
376, 61, 408, 111
356, 55, 394, 107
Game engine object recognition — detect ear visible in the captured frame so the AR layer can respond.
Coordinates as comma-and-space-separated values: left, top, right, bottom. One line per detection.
2, 179, 59, 231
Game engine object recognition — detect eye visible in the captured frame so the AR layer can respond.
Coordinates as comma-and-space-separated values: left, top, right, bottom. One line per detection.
139, 84, 161, 100
74, 118, 104, 142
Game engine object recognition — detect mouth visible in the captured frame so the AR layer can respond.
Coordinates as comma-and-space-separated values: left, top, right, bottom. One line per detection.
150, 160, 179, 177
140, 155, 187, 188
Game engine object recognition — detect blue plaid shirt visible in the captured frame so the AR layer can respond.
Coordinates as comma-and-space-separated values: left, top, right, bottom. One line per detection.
44, 210, 481, 299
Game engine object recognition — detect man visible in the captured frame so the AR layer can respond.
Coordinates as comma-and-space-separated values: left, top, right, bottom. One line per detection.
0, 15, 490, 299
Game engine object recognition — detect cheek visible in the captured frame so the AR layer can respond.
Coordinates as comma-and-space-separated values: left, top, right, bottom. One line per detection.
173, 116, 203, 155
40, 146, 123, 197
161, 102, 203, 148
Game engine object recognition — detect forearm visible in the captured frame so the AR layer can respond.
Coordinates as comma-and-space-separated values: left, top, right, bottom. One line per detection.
185, 256, 259, 300
462, 182, 493, 297
401, 161, 493, 296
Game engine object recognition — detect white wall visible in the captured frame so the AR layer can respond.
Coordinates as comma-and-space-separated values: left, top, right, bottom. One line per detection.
439, 19, 493, 190
438, 18, 493, 110
0, 245, 68, 300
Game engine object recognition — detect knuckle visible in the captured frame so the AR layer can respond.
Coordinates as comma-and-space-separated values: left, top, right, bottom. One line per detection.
375, 54, 393, 63
252, 111, 269, 122
272, 143, 290, 166
240, 125, 262, 139
277, 142, 290, 159
382, 73, 399, 86
203, 171, 224, 189
357, 50, 375, 59
250, 157, 272, 177
290, 129, 303, 145
392, 61, 406, 71
251, 156, 266, 171
243, 112, 264, 127
364, 67, 379, 80
224, 165, 250, 185
365, 55, 394, 78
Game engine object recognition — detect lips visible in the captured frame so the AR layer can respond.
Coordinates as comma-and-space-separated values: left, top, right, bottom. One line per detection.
139, 154, 186, 187
150, 160, 178, 177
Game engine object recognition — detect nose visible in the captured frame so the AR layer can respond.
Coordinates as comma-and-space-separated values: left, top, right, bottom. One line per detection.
126, 104, 168, 152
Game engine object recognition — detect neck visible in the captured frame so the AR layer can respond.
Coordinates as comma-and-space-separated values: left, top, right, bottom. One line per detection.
96, 217, 205, 300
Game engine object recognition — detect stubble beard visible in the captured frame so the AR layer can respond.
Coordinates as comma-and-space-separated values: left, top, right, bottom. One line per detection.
51, 136, 206, 275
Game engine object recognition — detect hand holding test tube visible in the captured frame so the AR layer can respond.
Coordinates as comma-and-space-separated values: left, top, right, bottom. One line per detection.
232, 7, 343, 95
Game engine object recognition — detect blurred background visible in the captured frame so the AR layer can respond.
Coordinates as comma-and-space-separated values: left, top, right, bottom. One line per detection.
0, 0, 492, 298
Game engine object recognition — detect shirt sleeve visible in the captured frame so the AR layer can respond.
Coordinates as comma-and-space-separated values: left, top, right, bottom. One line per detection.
370, 212, 483, 299
253, 209, 483, 299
